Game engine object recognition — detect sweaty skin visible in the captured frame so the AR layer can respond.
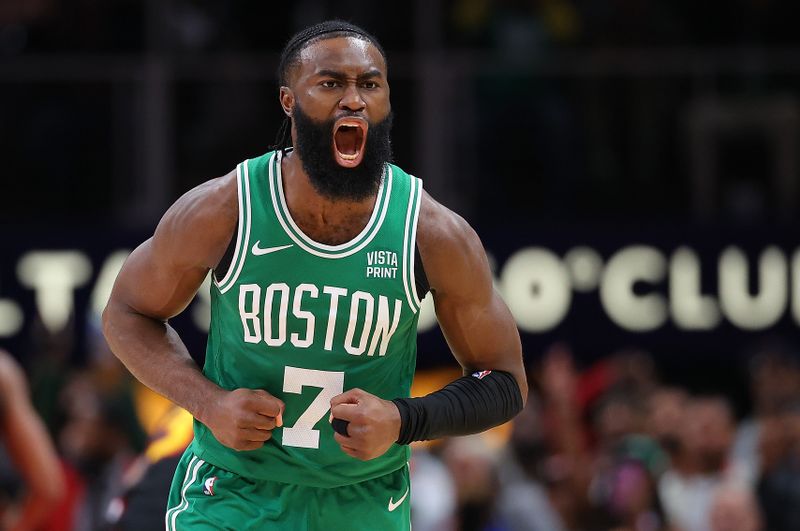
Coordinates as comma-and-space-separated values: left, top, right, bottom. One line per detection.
330, 190, 527, 460
102, 36, 526, 460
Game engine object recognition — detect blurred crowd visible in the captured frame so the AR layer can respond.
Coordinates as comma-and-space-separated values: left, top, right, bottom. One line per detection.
2, 1, 800, 530
0, 319, 191, 531
410, 342, 800, 531
2, 333, 800, 530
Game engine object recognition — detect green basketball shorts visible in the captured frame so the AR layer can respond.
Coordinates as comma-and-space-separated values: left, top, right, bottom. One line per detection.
165, 448, 411, 530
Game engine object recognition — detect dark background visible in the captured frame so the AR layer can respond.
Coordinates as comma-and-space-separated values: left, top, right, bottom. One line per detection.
2, 0, 800, 406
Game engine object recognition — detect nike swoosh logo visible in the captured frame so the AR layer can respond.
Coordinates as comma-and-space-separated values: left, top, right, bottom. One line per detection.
388, 487, 409, 512
251, 242, 293, 256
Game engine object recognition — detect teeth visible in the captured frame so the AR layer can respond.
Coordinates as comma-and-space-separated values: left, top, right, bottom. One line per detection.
335, 120, 363, 161
337, 123, 359, 130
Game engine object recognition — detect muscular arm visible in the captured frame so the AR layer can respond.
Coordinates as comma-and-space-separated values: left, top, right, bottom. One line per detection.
330, 191, 526, 458
103, 173, 236, 421
103, 172, 283, 450
384, 193, 527, 443
418, 191, 527, 394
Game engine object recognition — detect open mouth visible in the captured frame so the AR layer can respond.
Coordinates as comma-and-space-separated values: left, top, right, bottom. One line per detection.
333, 118, 368, 168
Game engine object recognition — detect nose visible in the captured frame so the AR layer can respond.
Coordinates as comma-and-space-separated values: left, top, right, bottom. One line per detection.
338, 83, 366, 112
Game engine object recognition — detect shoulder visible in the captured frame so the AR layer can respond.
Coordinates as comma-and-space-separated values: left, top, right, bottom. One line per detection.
416, 190, 489, 293
417, 189, 483, 262
161, 170, 238, 229
152, 170, 238, 270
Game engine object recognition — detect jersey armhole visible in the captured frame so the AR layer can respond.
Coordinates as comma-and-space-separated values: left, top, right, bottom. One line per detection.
414, 243, 430, 301
213, 161, 252, 293
213, 218, 238, 283
402, 176, 424, 313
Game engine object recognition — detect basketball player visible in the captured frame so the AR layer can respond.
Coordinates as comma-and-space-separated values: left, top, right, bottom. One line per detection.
103, 20, 526, 530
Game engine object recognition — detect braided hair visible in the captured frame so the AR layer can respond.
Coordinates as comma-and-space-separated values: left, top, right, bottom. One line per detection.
272, 20, 387, 150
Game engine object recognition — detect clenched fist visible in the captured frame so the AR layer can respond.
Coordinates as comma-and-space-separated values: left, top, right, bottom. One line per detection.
329, 388, 401, 461
202, 388, 284, 451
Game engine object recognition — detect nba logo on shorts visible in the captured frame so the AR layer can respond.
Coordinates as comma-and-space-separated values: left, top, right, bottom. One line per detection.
203, 476, 217, 496
471, 370, 492, 380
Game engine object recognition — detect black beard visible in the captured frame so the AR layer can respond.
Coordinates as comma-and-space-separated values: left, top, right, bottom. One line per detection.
292, 104, 393, 201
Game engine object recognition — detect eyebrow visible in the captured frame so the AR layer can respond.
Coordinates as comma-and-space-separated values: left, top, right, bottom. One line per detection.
315, 68, 384, 80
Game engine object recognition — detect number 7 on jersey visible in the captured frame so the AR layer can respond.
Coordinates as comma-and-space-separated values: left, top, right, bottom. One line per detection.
282, 366, 344, 449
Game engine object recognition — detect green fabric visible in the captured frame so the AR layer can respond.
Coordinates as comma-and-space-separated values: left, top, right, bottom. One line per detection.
165, 445, 411, 530
192, 150, 423, 487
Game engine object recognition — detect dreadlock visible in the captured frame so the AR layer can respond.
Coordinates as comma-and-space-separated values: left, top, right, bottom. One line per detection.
272, 20, 387, 150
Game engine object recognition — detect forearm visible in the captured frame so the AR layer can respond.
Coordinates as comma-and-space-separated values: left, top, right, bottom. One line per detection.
102, 302, 223, 423
392, 370, 523, 443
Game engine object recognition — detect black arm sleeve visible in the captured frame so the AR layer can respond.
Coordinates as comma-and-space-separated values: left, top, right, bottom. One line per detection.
392, 370, 523, 445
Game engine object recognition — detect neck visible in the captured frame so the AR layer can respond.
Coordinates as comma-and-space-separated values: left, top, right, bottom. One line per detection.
280, 149, 378, 245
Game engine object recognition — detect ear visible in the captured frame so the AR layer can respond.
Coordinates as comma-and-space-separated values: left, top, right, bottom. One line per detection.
279, 87, 294, 118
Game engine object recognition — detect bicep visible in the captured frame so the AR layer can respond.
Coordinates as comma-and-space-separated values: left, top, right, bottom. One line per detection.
111, 237, 210, 321
421, 210, 523, 377
108, 173, 236, 321
433, 266, 522, 375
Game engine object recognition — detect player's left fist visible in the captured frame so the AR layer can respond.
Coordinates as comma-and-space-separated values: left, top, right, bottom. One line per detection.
329, 388, 401, 461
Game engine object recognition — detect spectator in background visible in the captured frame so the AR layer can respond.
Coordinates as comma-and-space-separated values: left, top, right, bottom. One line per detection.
588, 395, 669, 531
582, 354, 669, 531
592, 391, 645, 450
755, 400, 800, 531
709, 484, 762, 531
0, 349, 64, 530
55, 370, 144, 531
645, 388, 689, 465
108, 403, 194, 531
496, 391, 566, 531
659, 397, 747, 531
733, 345, 800, 486
539, 343, 671, 530
442, 435, 504, 531
30, 317, 148, 531
410, 447, 457, 531
538, 344, 593, 529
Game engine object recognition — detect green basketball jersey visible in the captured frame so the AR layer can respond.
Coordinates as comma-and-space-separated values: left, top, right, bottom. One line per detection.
192, 150, 424, 488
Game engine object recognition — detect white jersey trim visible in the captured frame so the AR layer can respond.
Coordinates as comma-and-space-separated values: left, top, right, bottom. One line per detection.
402, 176, 423, 313
216, 160, 253, 294
269, 151, 392, 259
408, 176, 423, 309
212, 164, 244, 290
165, 455, 204, 531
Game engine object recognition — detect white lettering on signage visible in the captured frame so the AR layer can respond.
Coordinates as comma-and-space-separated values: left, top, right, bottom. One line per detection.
6, 245, 800, 338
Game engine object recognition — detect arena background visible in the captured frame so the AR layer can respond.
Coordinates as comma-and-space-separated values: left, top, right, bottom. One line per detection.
1, 1, 800, 530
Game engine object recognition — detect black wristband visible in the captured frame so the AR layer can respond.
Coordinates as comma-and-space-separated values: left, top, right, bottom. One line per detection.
392, 370, 523, 445
331, 418, 350, 437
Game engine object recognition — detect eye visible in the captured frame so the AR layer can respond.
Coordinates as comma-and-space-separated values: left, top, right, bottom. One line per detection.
321, 80, 340, 88
362, 81, 379, 89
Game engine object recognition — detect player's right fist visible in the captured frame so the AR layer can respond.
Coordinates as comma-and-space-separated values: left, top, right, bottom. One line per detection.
202, 388, 284, 451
